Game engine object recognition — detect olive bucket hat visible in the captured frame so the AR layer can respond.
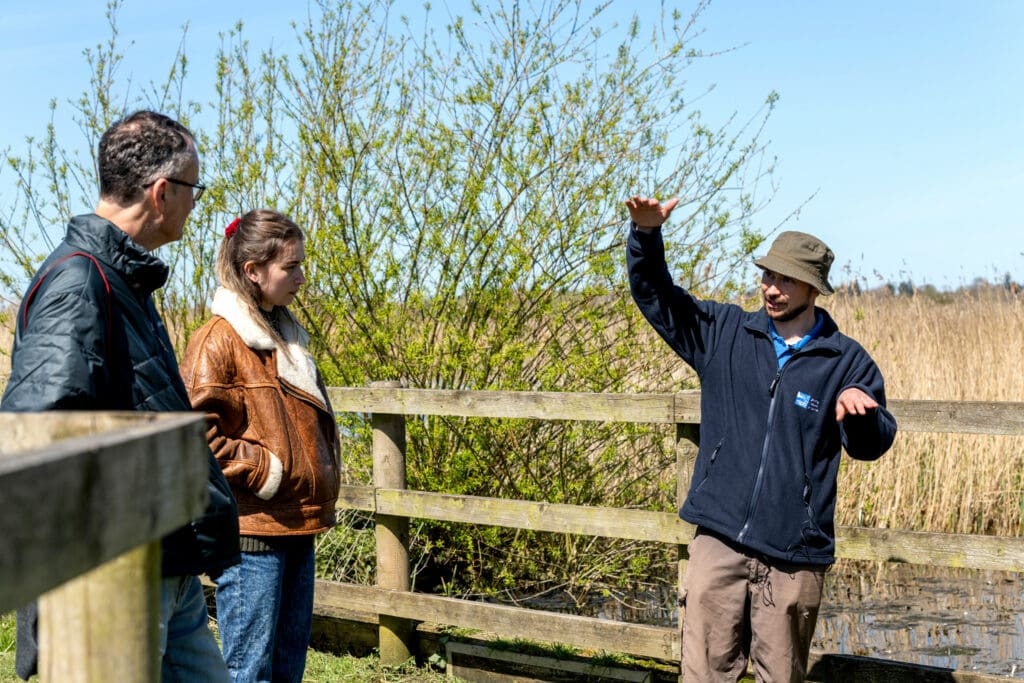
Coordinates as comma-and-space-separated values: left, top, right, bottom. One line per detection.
753, 230, 835, 295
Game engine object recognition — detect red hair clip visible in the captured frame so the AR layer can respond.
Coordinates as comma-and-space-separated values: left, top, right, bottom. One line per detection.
225, 218, 241, 238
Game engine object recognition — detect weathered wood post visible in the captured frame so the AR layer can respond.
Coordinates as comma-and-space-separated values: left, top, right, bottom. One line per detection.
675, 421, 699, 683
371, 380, 414, 664
0, 412, 209, 683
39, 543, 161, 682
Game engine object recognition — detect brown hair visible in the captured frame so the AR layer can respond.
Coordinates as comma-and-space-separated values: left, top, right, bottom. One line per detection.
217, 208, 305, 344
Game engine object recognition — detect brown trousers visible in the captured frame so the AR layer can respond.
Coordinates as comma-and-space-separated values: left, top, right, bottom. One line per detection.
681, 530, 826, 682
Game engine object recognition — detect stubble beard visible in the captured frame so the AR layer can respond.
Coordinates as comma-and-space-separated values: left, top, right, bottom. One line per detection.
767, 299, 811, 323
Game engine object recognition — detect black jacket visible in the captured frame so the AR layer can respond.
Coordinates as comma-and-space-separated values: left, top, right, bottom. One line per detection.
628, 225, 897, 565
2, 213, 240, 576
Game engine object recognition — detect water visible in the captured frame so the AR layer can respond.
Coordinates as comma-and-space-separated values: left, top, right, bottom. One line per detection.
514, 560, 1024, 677
816, 561, 1024, 678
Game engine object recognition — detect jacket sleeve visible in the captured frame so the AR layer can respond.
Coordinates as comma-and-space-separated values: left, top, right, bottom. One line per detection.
626, 223, 724, 373
838, 352, 898, 461
1, 260, 110, 411
180, 322, 279, 498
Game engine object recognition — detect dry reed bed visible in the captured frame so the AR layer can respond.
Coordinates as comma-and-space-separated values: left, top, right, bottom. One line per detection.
828, 290, 1024, 535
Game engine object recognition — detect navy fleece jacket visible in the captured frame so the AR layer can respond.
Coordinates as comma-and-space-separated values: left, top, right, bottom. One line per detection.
627, 225, 897, 565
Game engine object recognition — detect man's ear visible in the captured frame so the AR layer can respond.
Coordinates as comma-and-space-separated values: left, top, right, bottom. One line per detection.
145, 178, 168, 217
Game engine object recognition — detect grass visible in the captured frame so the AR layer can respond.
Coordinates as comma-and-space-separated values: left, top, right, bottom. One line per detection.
301, 650, 450, 682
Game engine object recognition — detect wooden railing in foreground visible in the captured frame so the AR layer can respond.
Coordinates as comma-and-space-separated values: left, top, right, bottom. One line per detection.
324, 386, 1024, 682
0, 412, 210, 683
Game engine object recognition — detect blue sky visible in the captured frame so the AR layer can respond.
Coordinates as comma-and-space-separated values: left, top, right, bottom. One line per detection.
2, 1, 1022, 289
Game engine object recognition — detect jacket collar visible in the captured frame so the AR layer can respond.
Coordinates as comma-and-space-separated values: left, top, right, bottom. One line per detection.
65, 213, 169, 295
211, 287, 327, 409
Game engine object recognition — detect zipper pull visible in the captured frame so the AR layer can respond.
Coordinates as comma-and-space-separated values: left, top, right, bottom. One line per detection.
769, 372, 781, 397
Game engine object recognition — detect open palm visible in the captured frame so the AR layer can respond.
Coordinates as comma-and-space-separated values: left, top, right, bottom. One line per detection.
625, 195, 679, 228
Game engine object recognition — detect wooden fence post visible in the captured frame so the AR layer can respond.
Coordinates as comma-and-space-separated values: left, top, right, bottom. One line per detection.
0, 412, 209, 683
371, 380, 414, 664
39, 542, 161, 683
675, 421, 699, 683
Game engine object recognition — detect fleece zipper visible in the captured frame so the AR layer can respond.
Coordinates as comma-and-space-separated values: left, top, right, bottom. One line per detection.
736, 368, 783, 544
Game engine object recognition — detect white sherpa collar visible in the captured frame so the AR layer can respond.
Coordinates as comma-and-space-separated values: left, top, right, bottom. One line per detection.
210, 287, 328, 409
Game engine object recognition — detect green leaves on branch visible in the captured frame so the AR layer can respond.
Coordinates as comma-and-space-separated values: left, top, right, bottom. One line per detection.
1, 0, 779, 598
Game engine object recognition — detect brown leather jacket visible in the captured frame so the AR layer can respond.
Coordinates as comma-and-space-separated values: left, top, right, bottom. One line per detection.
180, 287, 340, 536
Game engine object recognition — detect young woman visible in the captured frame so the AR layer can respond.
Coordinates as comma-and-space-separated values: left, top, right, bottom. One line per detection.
180, 209, 340, 683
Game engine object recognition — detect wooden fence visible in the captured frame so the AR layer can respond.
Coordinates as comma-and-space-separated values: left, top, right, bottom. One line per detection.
2, 392, 1021, 681
0, 412, 210, 683
320, 385, 1024, 682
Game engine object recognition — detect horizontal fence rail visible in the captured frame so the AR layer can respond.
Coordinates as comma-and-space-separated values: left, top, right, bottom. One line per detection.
0, 412, 209, 613
335, 486, 1024, 572
328, 387, 1024, 435
316, 581, 680, 661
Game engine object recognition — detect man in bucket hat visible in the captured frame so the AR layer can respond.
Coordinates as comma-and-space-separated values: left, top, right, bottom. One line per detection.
625, 196, 896, 682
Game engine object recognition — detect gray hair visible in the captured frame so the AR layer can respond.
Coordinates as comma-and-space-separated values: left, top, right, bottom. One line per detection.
97, 111, 196, 203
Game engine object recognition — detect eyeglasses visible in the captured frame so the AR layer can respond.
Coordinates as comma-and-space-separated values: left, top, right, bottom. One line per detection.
146, 177, 206, 202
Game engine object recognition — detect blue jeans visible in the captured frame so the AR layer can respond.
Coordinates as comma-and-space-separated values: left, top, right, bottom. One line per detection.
215, 537, 315, 683
160, 575, 232, 683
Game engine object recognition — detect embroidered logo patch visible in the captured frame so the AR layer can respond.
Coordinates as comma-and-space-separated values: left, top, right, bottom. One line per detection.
794, 391, 820, 412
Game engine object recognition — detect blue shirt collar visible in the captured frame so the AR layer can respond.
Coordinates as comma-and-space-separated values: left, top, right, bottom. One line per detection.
770, 312, 824, 368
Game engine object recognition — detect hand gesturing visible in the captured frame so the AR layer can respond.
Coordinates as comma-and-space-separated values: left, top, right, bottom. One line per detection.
836, 387, 878, 422
625, 195, 680, 229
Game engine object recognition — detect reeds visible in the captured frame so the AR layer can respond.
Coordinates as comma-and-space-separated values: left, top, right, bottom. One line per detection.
827, 288, 1024, 535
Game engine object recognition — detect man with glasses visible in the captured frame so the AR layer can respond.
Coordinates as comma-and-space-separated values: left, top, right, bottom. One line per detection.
151, 176, 207, 200
2, 110, 240, 681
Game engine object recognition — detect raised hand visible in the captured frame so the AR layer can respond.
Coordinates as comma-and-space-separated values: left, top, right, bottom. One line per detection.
625, 195, 680, 229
